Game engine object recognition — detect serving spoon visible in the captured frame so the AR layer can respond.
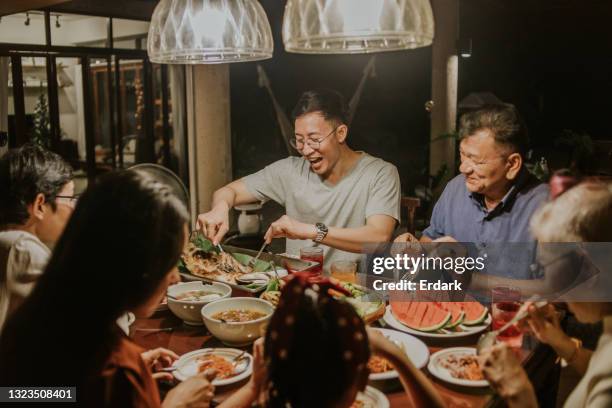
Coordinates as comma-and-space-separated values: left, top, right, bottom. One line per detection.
476, 299, 547, 354
248, 242, 268, 269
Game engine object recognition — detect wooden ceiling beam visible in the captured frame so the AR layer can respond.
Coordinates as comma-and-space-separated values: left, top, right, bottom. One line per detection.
47, 0, 157, 21
0, 0, 70, 16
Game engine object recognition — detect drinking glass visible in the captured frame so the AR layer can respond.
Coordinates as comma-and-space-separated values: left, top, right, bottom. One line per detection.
491, 286, 523, 348
330, 260, 357, 283
300, 246, 324, 275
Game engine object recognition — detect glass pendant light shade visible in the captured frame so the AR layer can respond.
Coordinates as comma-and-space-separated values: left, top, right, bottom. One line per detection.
282, 0, 434, 54
148, 0, 273, 64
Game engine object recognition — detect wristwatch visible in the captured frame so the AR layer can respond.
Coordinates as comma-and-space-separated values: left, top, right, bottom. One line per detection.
314, 222, 328, 244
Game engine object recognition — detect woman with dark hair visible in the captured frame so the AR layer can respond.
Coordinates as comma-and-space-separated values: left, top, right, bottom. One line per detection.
0, 170, 215, 407
220, 273, 445, 408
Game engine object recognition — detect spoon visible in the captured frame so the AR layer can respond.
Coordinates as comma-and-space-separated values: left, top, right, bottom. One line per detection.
476, 299, 547, 354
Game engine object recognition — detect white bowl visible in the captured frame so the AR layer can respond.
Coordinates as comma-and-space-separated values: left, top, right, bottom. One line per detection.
167, 281, 231, 325
201, 297, 274, 346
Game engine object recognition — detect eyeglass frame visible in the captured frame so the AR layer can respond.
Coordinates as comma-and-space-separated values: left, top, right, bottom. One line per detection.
290, 124, 342, 151
55, 194, 80, 207
459, 148, 509, 169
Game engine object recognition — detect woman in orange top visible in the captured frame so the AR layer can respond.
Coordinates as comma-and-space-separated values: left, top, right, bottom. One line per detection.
0, 170, 214, 407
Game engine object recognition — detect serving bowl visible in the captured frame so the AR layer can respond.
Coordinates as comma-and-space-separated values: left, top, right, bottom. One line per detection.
201, 297, 274, 346
167, 281, 231, 325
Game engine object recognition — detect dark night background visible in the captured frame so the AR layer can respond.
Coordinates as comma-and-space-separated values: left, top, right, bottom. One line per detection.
229, 0, 612, 207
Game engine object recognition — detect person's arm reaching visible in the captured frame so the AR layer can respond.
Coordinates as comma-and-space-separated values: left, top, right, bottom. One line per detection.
217, 338, 266, 408
196, 179, 259, 245
264, 214, 397, 253
367, 328, 445, 408
197, 158, 291, 245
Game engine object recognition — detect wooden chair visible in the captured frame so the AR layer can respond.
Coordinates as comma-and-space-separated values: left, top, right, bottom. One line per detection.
401, 196, 421, 235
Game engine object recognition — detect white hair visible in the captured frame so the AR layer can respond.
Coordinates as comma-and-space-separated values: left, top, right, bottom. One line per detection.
530, 181, 612, 242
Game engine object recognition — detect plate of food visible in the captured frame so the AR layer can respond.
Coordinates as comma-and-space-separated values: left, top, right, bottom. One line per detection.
180, 236, 302, 293
368, 328, 429, 381
382, 301, 491, 339
352, 386, 389, 408
427, 347, 488, 387
171, 348, 253, 386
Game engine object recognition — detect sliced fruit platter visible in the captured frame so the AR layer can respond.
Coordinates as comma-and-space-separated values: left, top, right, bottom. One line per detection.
383, 299, 490, 339
260, 277, 385, 324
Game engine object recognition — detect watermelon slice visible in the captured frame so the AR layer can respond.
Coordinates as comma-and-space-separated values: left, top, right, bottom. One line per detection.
390, 301, 451, 332
436, 302, 466, 329
460, 302, 488, 325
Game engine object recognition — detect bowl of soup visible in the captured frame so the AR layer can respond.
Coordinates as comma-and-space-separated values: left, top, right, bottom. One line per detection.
167, 281, 231, 325
201, 297, 274, 346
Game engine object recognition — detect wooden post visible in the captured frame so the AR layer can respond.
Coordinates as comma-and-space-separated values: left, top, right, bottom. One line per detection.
186, 64, 232, 227
430, 0, 458, 190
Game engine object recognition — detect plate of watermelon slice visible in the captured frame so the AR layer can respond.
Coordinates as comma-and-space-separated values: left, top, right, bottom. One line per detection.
383, 301, 490, 338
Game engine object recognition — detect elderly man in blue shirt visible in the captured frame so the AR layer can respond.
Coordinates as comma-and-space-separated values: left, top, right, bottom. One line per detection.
397, 104, 550, 286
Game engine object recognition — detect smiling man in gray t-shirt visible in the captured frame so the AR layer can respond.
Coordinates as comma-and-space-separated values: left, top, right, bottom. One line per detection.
197, 89, 401, 269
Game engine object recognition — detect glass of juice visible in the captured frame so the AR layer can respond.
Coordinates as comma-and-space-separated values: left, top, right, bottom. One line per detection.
491, 286, 523, 348
331, 260, 357, 283
300, 246, 324, 275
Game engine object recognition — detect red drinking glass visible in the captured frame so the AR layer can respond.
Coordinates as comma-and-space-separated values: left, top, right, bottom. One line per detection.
491, 286, 523, 348
300, 246, 324, 276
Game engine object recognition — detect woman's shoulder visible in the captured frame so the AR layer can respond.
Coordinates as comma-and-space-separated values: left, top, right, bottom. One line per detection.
93, 336, 161, 408
104, 335, 148, 375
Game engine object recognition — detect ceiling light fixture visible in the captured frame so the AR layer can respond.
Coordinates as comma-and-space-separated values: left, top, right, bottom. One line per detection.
55, 15, 61, 28
148, 0, 273, 64
24, 12, 31, 26
282, 0, 434, 54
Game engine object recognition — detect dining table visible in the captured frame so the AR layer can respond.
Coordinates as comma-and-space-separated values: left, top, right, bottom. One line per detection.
131, 288, 560, 408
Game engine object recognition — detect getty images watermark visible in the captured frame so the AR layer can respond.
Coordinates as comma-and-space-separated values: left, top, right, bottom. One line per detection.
368, 253, 486, 292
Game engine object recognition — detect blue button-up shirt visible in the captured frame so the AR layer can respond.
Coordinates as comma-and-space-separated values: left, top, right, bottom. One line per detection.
422, 168, 549, 279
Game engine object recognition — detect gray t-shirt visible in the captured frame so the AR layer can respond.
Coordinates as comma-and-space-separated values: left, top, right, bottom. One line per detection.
243, 153, 401, 269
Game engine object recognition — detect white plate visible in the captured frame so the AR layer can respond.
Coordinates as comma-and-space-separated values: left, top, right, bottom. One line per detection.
172, 348, 252, 386
383, 305, 491, 339
427, 347, 488, 387
368, 328, 429, 381
355, 386, 390, 408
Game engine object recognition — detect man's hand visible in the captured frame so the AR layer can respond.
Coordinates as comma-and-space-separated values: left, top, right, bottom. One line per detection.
264, 215, 316, 244
432, 235, 458, 243
162, 369, 217, 408
196, 203, 230, 245
141, 347, 179, 382
394, 232, 420, 244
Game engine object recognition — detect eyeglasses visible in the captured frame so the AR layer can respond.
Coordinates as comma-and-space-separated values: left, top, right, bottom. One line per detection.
290, 125, 341, 151
56, 194, 80, 207
459, 150, 506, 169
